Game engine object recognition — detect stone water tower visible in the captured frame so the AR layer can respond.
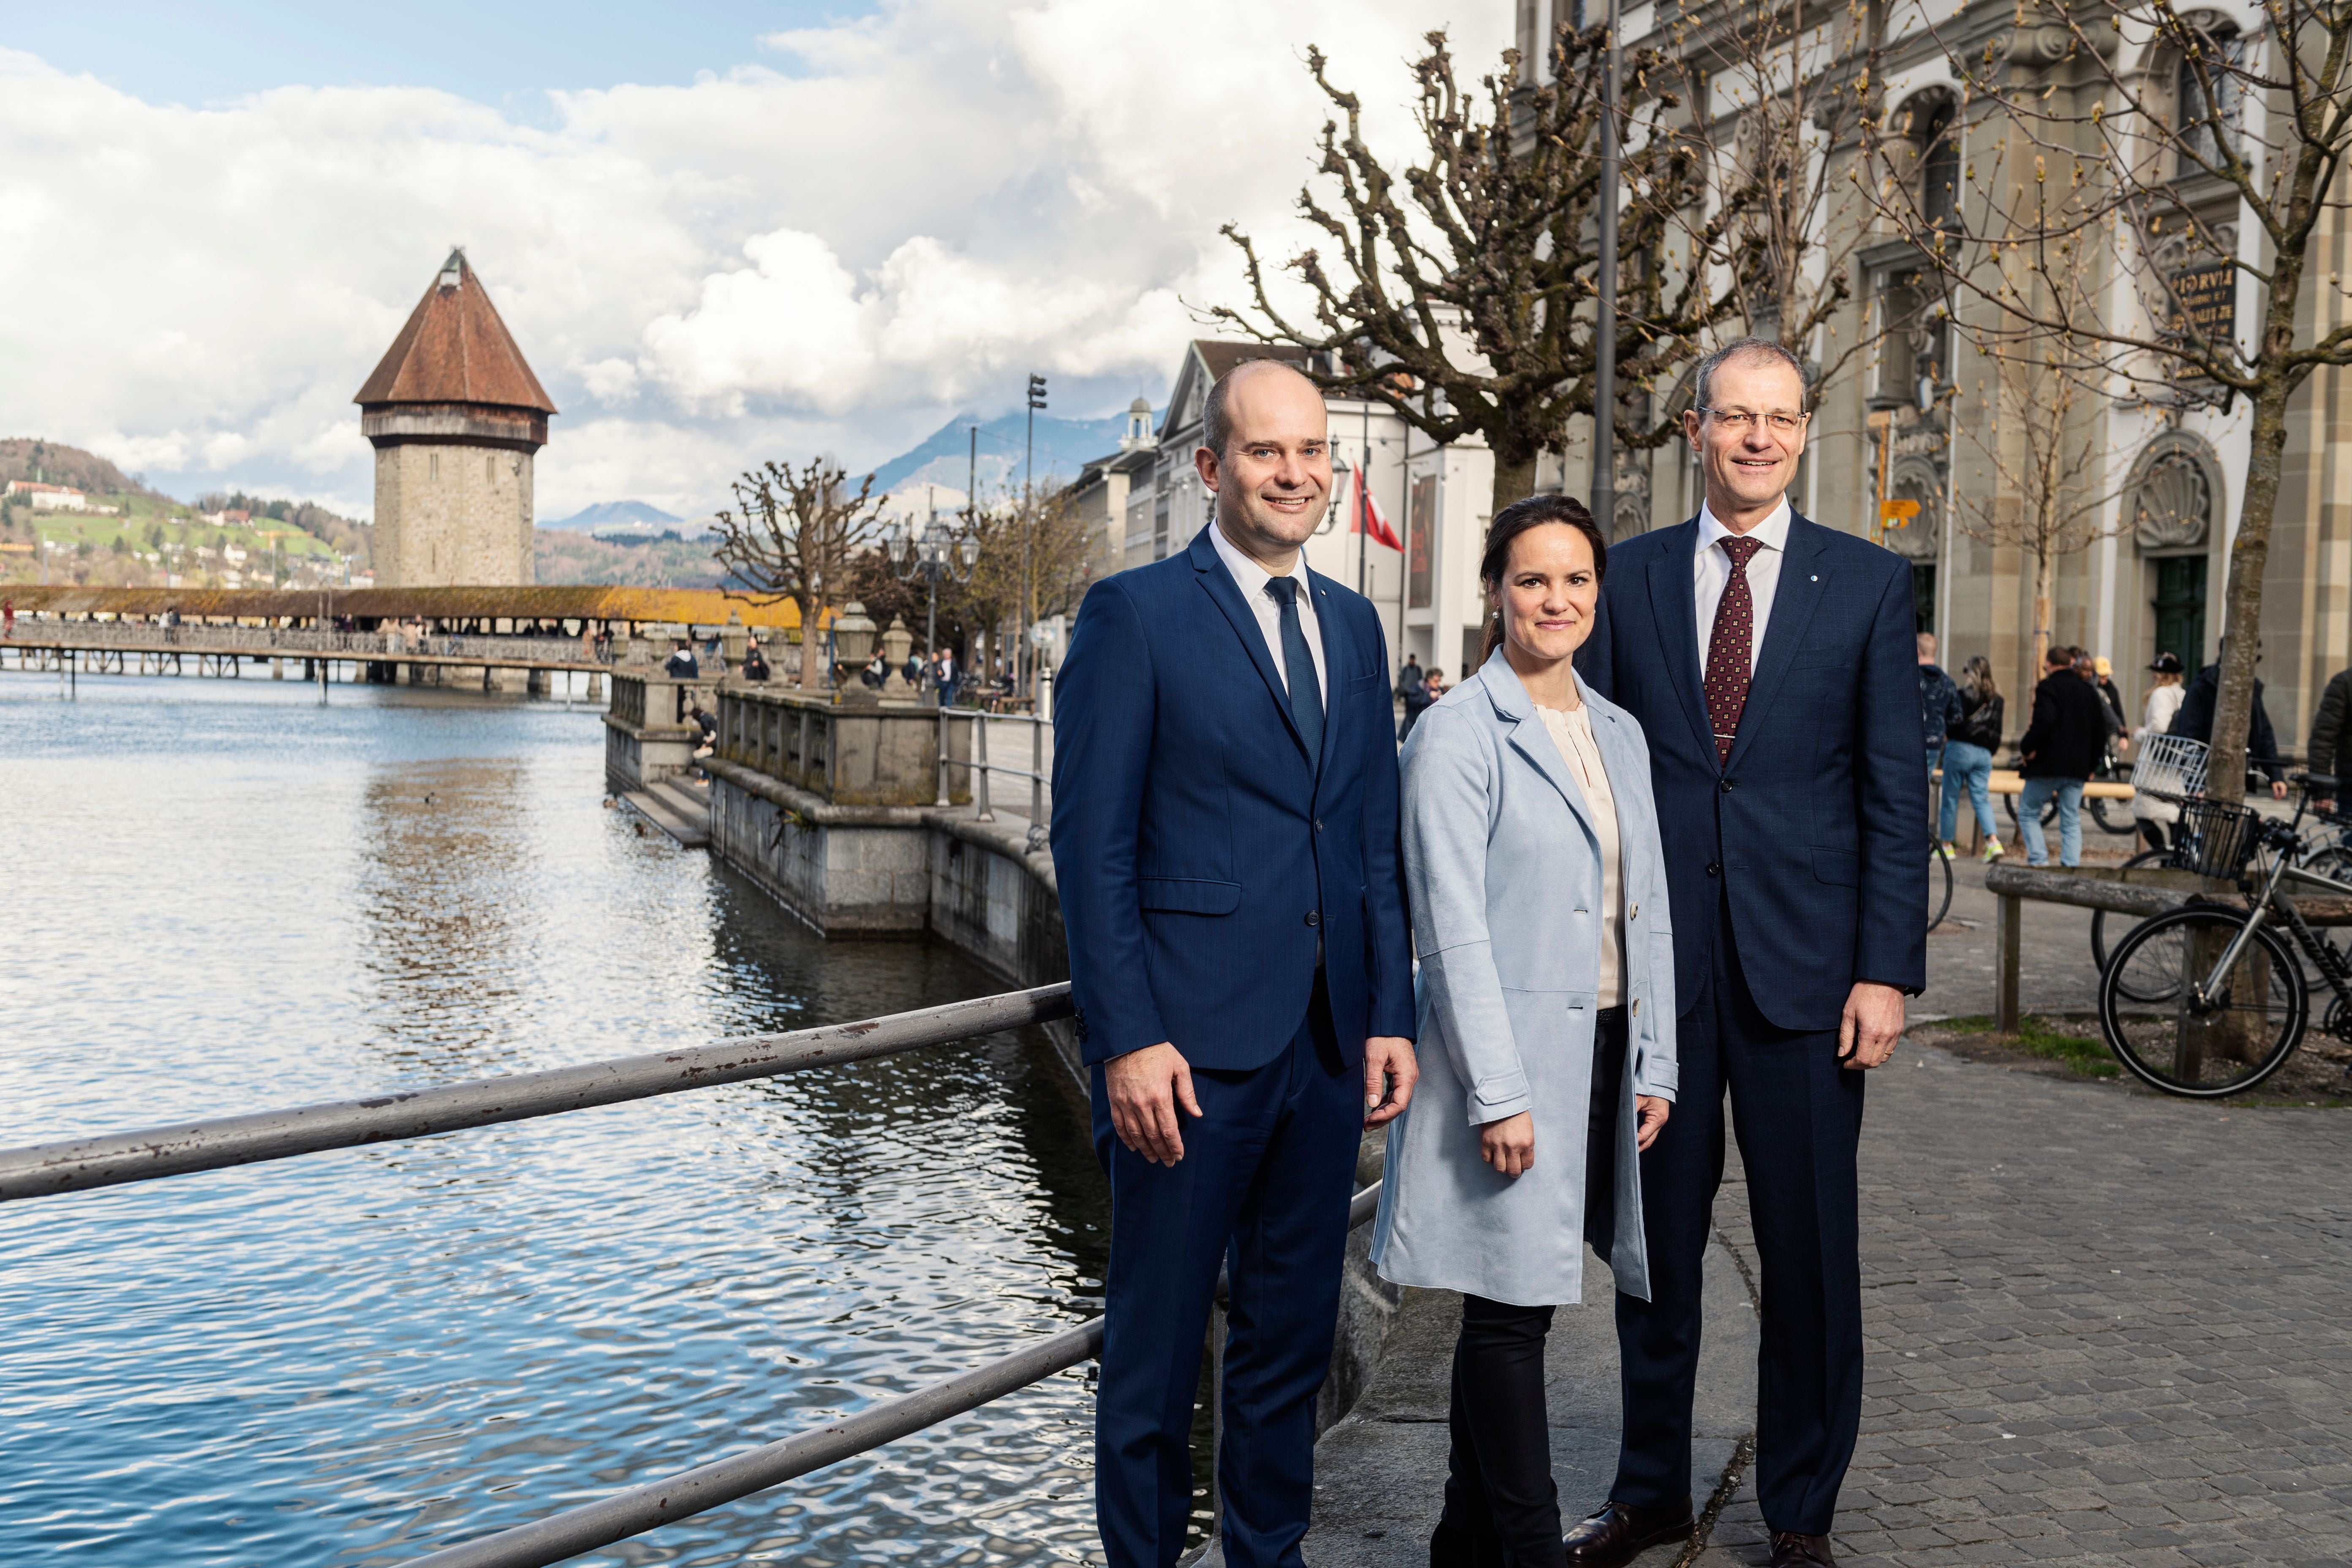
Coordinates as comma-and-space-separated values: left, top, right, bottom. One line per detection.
354, 249, 557, 586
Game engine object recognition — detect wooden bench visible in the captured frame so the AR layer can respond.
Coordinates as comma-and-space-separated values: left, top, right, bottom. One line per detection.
1980, 863, 2352, 1032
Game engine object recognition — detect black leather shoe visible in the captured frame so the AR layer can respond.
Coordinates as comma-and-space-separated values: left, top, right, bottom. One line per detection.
1768, 1532, 1836, 1567
1560, 1500, 1695, 1567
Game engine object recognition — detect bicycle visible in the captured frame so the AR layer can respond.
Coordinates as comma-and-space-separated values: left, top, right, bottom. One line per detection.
2095, 778, 2352, 1097
2089, 739, 2338, 981
1927, 835, 1954, 934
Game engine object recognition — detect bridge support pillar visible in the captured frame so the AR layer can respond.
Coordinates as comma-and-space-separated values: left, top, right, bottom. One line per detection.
271, 658, 284, 680
587, 672, 603, 702
525, 668, 552, 697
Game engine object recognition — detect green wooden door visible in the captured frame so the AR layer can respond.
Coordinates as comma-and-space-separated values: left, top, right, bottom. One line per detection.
2153, 555, 2207, 669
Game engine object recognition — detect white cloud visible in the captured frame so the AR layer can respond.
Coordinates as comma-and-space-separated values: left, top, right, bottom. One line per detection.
0, 1, 1508, 519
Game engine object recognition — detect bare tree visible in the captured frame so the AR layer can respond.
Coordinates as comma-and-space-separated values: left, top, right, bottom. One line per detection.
1656, 0, 1889, 392
948, 484, 1096, 691
1946, 355, 2129, 698
713, 457, 882, 689
1212, 25, 1742, 518
1870, 0, 2352, 801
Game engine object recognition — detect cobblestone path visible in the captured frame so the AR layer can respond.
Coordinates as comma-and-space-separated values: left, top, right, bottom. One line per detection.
1698, 1042, 2352, 1567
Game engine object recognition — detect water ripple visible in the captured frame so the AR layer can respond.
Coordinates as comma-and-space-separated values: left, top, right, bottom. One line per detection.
0, 676, 1108, 1564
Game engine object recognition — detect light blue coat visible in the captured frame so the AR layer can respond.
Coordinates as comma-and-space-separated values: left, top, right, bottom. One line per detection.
1370, 648, 1679, 1307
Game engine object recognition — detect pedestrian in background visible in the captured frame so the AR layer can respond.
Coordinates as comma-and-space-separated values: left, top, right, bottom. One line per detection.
2017, 644, 2109, 867
2091, 656, 2130, 750
2305, 660, 2352, 812
2170, 642, 2290, 800
1401, 660, 1438, 739
2132, 653, 2188, 849
1941, 656, 2004, 861
1917, 632, 1962, 810
2072, 650, 2125, 761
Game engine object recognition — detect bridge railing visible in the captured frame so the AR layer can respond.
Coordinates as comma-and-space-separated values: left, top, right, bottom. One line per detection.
1, 619, 599, 667
0, 983, 1358, 1568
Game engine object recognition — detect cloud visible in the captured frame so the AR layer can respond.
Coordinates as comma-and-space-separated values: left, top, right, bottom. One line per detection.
0, 1, 1507, 519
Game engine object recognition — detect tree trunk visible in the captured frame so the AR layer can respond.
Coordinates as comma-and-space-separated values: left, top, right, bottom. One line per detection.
2028, 547, 2055, 717
1489, 452, 1541, 522
797, 591, 823, 689
2206, 374, 2294, 808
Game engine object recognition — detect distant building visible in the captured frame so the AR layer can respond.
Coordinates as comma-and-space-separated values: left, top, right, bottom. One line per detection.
1071, 339, 1495, 681
354, 248, 557, 587
7, 480, 114, 514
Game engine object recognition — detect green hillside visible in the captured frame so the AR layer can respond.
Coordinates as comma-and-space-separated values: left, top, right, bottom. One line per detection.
0, 442, 367, 590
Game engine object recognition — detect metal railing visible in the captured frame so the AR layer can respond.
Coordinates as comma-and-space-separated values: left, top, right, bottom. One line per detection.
0, 987, 1069, 1203
940, 681, 1053, 836
0, 982, 1373, 1568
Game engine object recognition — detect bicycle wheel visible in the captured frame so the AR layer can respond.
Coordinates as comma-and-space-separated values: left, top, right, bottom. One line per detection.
2089, 794, 2135, 835
1928, 840, 1954, 932
2090, 847, 2178, 982
2098, 907, 2307, 1097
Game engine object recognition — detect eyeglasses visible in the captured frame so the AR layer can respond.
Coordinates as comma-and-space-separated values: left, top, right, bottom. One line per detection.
1697, 408, 1808, 434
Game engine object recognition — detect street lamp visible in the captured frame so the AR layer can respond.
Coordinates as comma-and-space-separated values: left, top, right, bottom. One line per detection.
887, 495, 980, 706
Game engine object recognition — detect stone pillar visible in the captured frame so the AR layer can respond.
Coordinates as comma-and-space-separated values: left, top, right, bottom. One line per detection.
271, 658, 284, 679
880, 616, 914, 697
526, 668, 552, 696
587, 672, 604, 701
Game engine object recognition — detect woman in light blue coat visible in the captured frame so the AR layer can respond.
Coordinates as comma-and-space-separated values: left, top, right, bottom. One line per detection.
1371, 494, 1678, 1567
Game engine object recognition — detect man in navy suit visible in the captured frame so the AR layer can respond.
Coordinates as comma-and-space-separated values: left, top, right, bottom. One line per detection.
1051, 359, 1419, 1568
1573, 340, 1927, 1568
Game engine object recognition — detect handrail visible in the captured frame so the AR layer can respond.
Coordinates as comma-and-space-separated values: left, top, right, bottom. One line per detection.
399, 1181, 1383, 1568
0, 985, 1073, 1203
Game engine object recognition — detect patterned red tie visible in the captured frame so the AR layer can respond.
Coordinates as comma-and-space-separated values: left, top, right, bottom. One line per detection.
1704, 536, 1767, 766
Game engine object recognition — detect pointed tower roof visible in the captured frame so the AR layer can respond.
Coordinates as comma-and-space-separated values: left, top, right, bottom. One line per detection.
354, 249, 558, 415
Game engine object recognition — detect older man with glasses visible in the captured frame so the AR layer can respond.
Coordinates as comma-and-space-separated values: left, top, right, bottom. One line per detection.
1573, 339, 1927, 1568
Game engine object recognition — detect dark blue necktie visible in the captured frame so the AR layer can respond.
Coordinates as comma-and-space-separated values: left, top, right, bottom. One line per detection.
1264, 577, 1323, 765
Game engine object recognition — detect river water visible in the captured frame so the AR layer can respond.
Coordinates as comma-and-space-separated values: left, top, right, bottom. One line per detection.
0, 673, 1110, 1565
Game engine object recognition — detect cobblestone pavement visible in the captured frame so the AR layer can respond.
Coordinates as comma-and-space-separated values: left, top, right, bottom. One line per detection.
1695, 941, 2352, 1565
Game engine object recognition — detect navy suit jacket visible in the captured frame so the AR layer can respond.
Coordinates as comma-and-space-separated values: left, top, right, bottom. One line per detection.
1577, 512, 1927, 1031
1051, 525, 1417, 1070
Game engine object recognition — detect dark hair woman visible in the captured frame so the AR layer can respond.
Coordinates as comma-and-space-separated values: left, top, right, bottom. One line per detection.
1478, 493, 1611, 666
1374, 488, 1674, 1567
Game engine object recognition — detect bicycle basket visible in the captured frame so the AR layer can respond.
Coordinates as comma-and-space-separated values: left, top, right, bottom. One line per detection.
2176, 798, 2263, 879
2131, 733, 2210, 801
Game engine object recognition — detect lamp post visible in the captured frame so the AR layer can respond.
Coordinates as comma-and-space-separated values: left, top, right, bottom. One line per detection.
882, 495, 981, 703
886, 497, 983, 808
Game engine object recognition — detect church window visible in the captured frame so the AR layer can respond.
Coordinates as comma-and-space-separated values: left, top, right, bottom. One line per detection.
2178, 24, 2246, 171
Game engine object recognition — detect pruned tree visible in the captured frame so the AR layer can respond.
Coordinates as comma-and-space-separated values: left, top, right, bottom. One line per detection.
1946, 355, 2129, 699
1211, 24, 1744, 518
1868, 0, 2352, 802
713, 457, 881, 689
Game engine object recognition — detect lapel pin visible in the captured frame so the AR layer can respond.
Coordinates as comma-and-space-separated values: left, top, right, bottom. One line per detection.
1810, 574, 1819, 582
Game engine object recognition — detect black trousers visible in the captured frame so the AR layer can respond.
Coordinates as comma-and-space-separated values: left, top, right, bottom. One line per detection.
1429, 1010, 1628, 1568
1609, 888, 1866, 1536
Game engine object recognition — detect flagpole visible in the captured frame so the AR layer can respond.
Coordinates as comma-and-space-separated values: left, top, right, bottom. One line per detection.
1358, 400, 1371, 597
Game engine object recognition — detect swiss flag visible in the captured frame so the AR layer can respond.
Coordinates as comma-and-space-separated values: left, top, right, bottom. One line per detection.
1350, 469, 1403, 551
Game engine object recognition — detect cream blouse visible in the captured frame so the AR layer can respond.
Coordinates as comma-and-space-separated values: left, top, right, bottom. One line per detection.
1537, 697, 1625, 1008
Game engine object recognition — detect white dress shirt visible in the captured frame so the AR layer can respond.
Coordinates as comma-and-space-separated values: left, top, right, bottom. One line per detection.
1209, 521, 1328, 702
1693, 498, 1793, 679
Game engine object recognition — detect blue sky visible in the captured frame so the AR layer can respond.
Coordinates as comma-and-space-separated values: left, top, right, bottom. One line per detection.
0, 1, 1501, 520
0, 3, 873, 111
